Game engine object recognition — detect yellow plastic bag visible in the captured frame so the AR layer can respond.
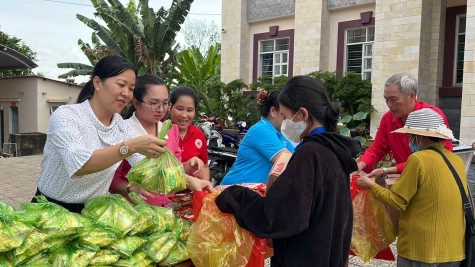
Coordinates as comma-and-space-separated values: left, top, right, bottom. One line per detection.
88, 249, 120, 266
82, 194, 139, 238
351, 190, 396, 263
187, 193, 254, 267
127, 120, 187, 194
150, 206, 176, 234
8, 228, 49, 259
113, 251, 154, 267
128, 192, 161, 235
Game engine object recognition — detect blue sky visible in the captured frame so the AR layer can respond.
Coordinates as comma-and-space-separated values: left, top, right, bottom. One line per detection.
0, 0, 222, 82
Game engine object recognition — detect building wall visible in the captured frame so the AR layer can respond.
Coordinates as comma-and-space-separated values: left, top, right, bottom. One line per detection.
293, 0, 330, 75
328, 3, 376, 72
221, 0, 250, 83
36, 78, 81, 133
248, 16, 295, 84
247, 0, 295, 22
0, 78, 38, 143
328, 0, 375, 10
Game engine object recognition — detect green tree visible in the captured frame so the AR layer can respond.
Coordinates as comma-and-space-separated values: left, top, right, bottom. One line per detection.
182, 19, 220, 55
174, 43, 221, 112
249, 75, 289, 92
0, 26, 37, 78
57, 0, 193, 81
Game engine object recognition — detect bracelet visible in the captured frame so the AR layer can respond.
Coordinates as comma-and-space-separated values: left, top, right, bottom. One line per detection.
126, 183, 133, 193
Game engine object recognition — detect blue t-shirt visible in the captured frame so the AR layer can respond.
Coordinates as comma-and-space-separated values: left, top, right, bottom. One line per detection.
220, 118, 295, 185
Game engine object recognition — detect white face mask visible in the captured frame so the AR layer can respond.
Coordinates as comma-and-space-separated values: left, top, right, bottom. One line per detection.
281, 111, 307, 144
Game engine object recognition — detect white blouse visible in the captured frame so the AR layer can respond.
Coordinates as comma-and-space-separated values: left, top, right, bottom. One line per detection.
37, 100, 141, 203
128, 112, 163, 136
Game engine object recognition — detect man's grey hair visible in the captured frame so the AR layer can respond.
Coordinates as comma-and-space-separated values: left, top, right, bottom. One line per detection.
384, 73, 418, 97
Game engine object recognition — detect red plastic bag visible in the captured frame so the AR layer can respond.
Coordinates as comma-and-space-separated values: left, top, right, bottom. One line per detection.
349, 176, 395, 262
192, 191, 210, 221
246, 235, 267, 267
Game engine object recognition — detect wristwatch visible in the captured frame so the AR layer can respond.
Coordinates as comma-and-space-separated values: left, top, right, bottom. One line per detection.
119, 142, 129, 157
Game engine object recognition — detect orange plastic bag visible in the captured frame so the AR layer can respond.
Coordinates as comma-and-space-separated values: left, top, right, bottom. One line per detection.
187, 192, 254, 267
350, 184, 396, 263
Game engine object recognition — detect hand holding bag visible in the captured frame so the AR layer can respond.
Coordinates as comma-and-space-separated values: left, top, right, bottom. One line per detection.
429, 148, 475, 267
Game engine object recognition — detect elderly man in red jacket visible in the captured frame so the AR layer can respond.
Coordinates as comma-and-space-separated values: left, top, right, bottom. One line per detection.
355, 73, 453, 179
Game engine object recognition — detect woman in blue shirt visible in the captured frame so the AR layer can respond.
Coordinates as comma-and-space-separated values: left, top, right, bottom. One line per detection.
221, 91, 295, 185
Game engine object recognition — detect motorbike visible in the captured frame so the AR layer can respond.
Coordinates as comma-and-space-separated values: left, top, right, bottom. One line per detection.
208, 144, 238, 186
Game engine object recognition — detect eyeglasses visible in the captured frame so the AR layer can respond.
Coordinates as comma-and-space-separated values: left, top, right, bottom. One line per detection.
138, 99, 170, 111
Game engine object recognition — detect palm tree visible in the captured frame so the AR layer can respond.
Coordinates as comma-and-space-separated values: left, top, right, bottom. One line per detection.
57, 0, 193, 81
174, 43, 221, 112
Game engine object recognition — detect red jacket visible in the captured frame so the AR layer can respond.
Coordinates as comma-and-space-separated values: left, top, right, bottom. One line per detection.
360, 101, 453, 173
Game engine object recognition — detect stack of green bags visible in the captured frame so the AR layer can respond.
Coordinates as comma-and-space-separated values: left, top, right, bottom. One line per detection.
0, 193, 193, 267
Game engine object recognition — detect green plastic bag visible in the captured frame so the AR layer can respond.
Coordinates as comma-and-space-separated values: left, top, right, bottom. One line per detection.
88, 249, 120, 266
51, 243, 98, 267
17, 252, 51, 267
77, 217, 117, 248
8, 228, 48, 258
173, 218, 193, 242
141, 232, 177, 263
0, 253, 14, 267
150, 206, 176, 233
128, 192, 160, 235
109, 235, 147, 259
127, 120, 187, 194
159, 241, 190, 267
113, 251, 154, 267
20, 196, 84, 238
0, 202, 33, 252
82, 194, 139, 238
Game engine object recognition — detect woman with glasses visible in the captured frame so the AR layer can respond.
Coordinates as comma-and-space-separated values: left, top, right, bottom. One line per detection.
109, 75, 213, 206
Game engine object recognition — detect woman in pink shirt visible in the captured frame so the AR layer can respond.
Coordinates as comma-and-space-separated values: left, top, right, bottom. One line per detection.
109, 75, 212, 206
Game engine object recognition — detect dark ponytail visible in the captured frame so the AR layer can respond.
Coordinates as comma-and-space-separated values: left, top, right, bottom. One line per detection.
279, 75, 340, 133
76, 55, 137, 103
257, 90, 280, 118
123, 75, 168, 119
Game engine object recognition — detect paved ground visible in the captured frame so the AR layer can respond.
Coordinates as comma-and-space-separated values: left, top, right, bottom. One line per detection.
1, 155, 474, 266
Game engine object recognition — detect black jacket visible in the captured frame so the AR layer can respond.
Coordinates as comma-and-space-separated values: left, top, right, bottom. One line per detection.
216, 133, 360, 267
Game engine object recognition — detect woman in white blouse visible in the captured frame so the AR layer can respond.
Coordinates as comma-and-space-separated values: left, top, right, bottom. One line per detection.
34, 56, 169, 213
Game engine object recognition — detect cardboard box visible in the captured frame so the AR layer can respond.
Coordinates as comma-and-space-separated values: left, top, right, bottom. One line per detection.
267, 150, 293, 191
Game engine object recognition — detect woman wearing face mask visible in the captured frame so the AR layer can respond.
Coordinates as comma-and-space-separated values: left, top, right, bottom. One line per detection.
33, 56, 167, 213
169, 87, 211, 181
215, 76, 361, 267
109, 75, 212, 206
220, 91, 294, 185
357, 108, 471, 266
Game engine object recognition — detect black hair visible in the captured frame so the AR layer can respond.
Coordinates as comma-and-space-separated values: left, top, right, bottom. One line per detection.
428, 136, 444, 143
123, 75, 168, 119
258, 91, 280, 117
76, 55, 137, 103
169, 87, 198, 109
279, 75, 341, 133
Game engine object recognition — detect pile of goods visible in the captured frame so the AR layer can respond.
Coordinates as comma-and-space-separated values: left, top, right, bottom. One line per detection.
0, 193, 192, 267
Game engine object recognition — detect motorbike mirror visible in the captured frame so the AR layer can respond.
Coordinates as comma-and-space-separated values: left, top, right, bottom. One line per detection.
242, 122, 247, 127
228, 116, 233, 121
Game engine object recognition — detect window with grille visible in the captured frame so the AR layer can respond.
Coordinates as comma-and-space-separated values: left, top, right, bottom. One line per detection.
345, 27, 374, 81
455, 15, 466, 85
259, 38, 289, 79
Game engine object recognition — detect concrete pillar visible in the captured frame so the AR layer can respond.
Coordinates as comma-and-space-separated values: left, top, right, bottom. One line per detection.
460, 0, 475, 145
221, 0, 250, 84
293, 0, 330, 75
429, 0, 447, 107
370, 0, 435, 133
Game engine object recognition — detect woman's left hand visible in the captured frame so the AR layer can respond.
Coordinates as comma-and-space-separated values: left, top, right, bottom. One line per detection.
187, 176, 215, 193
356, 176, 376, 190
186, 157, 205, 177
129, 184, 155, 200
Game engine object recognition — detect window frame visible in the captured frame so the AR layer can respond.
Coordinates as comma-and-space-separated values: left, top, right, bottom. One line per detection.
253, 29, 294, 82
344, 26, 374, 81
258, 38, 290, 79
454, 14, 466, 86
